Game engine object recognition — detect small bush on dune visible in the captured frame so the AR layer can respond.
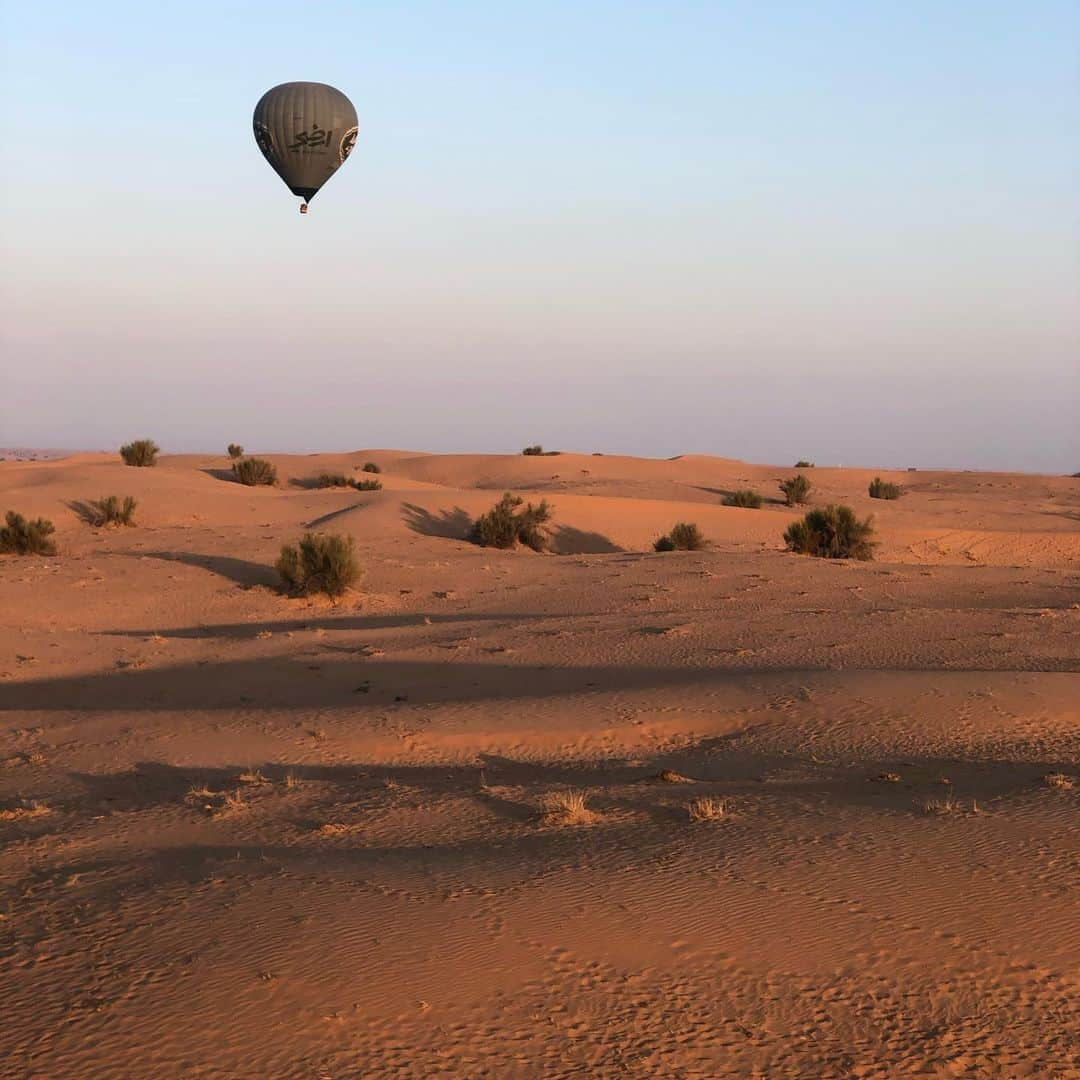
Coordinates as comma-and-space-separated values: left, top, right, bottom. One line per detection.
89, 495, 137, 527
779, 474, 811, 506
227, 443, 244, 459
795, 460, 815, 469
869, 477, 902, 500
472, 493, 552, 551
655, 522, 706, 552
1, 511, 56, 555
784, 504, 875, 560
232, 457, 277, 486
309, 474, 382, 491
276, 532, 360, 597
314, 473, 351, 489
723, 489, 763, 509
119, 439, 159, 467
361, 462, 381, 474
522, 445, 544, 456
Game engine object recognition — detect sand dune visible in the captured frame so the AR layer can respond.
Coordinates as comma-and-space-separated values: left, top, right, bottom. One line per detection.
1, 450, 1077, 1077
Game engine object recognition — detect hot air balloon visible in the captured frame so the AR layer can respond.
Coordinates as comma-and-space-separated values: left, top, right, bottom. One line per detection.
253, 82, 358, 213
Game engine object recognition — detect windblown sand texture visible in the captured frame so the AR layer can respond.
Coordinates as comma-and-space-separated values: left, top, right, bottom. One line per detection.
1, 450, 1078, 1078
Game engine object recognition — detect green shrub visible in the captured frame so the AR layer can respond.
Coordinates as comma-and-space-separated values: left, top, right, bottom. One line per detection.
119, 439, 159, 467
795, 460, 814, 469
472, 493, 552, 551
227, 443, 244, 460
655, 522, 706, 551
314, 473, 351, 488
276, 532, 360, 597
232, 457, 277, 486
89, 495, 137, 527
779, 474, 811, 506
522, 445, 544, 456
1, 511, 56, 555
723, 489, 763, 509
784, 504, 875, 560
361, 462, 381, 474
868, 477, 902, 500
351, 478, 382, 491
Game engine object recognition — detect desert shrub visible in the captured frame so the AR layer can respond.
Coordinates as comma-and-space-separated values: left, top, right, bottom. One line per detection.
723, 489, 763, 509
472, 493, 552, 551
0, 511, 56, 555
232, 457, 277, 486
779, 474, 811, 506
868, 477, 902, 500
655, 522, 706, 551
795, 460, 814, 468
276, 532, 360, 597
227, 443, 244, 459
119, 439, 159, 467
361, 462, 381, 474
314, 473, 351, 488
351, 478, 382, 491
89, 495, 137, 527
784, 504, 875, 560
522, 445, 544, 456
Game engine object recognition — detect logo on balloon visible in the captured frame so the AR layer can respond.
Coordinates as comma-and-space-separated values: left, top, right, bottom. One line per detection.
339, 126, 358, 164
254, 121, 275, 158
287, 124, 333, 153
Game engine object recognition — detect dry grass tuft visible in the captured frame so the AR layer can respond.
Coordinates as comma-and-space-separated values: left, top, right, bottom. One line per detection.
316, 822, 357, 837
184, 786, 246, 815
219, 790, 246, 814
687, 795, 726, 822
284, 772, 300, 790
541, 789, 595, 826
653, 768, 694, 784
874, 772, 902, 783
1043, 772, 1075, 789
0, 799, 52, 822
918, 794, 962, 816
237, 768, 268, 784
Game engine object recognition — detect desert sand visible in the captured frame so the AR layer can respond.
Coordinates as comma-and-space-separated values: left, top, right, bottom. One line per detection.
1, 449, 1077, 1078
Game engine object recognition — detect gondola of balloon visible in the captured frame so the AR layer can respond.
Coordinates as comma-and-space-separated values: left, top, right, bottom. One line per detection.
253, 82, 358, 213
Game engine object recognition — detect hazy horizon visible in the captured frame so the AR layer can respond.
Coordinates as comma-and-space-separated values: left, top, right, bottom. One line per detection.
2, 3, 1077, 471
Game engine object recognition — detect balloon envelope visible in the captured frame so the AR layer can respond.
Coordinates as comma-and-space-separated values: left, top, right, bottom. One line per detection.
253, 82, 358, 206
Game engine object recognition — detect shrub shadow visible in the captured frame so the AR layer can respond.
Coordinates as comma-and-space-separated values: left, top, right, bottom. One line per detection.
403, 503, 474, 540
67, 500, 102, 525
131, 550, 277, 588
548, 526, 622, 555
201, 467, 238, 483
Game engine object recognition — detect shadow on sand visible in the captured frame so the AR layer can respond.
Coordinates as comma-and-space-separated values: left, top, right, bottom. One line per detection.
126, 550, 278, 588
402, 503, 473, 540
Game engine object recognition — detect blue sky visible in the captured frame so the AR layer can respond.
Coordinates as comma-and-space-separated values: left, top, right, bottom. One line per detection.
2, 2, 1077, 469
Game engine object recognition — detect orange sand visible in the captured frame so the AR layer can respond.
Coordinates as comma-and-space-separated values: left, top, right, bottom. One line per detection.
1, 450, 1077, 1077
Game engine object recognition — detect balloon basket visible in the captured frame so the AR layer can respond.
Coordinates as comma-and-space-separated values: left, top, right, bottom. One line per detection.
300, 203, 308, 214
